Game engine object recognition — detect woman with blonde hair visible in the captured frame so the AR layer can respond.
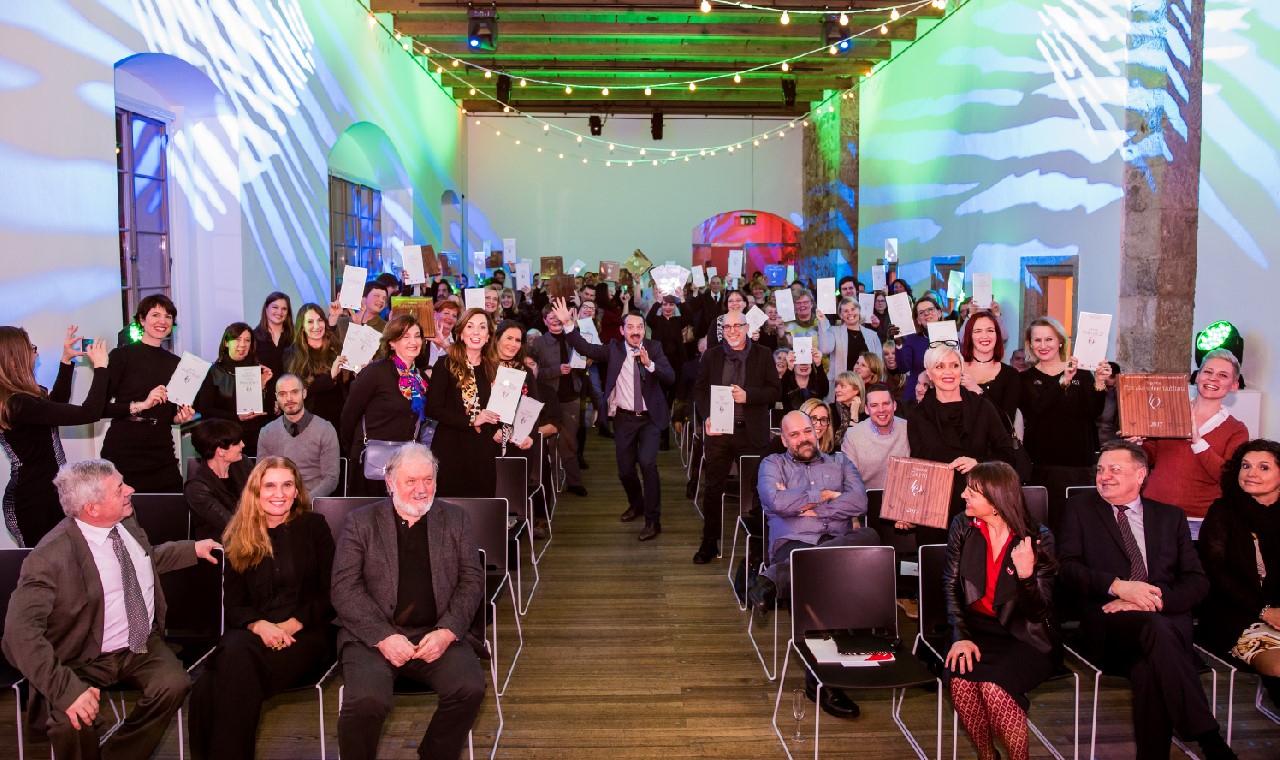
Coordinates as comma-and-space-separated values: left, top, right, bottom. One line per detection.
797, 398, 836, 454
189, 457, 335, 760
830, 370, 866, 446
425, 307, 502, 497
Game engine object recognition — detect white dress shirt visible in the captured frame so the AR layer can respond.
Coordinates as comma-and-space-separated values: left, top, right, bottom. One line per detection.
76, 519, 156, 652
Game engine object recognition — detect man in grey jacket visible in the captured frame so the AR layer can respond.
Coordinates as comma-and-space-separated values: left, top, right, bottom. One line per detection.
331, 443, 485, 760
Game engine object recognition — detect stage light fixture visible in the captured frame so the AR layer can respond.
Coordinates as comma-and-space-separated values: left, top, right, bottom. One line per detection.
496, 73, 512, 106
1194, 320, 1245, 377
651, 112, 664, 140
780, 77, 797, 107
589, 115, 603, 136
823, 14, 853, 52
467, 4, 498, 51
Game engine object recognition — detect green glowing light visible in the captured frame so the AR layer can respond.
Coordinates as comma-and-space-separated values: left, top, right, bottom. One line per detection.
1196, 320, 1233, 351
127, 322, 144, 343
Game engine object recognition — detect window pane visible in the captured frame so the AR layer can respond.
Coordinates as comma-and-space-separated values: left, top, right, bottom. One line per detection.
367, 191, 381, 220
118, 172, 129, 231
116, 112, 127, 172
134, 233, 170, 290
132, 118, 166, 178
133, 177, 167, 233
119, 231, 133, 287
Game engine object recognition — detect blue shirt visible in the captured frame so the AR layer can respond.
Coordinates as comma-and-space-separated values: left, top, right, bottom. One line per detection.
758, 449, 868, 556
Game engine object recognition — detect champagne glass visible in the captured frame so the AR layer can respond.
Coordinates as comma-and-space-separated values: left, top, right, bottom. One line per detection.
791, 688, 806, 743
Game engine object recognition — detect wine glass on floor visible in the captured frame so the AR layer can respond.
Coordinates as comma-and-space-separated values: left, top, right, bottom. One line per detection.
791, 688, 806, 743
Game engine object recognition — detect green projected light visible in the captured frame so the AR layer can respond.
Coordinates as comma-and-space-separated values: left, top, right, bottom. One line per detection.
127, 322, 144, 344
1194, 319, 1243, 370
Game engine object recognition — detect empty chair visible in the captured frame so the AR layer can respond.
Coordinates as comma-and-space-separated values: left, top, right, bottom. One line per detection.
130, 493, 191, 543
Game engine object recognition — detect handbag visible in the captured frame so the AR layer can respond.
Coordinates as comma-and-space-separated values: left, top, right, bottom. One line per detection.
361, 417, 421, 480
997, 408, 1034, 484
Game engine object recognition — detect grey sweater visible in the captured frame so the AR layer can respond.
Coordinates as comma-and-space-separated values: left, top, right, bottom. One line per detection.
257, 412, 341, 497
840, 416, 910, 490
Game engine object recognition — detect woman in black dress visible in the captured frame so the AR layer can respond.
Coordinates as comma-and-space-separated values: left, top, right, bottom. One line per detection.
100, 295, 195, 493
194, 322, 274, 456
1018, 316, 1112, 530
426, 308, 501, 498
959, 310, 1020, 431
283, 303, 349, 432
183, 418, 251, 541
340, 314, 426, 496
944, 461, 1060, 760
188, 457, 335, 760
0, 326, 110, 546
251, 291, 293, 382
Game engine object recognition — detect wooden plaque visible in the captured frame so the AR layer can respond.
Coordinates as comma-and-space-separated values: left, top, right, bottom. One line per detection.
540, 256, 564, 277
389, 297, 436, 338
487, 250, 503, 269
420, 244, 441, 276
547, 274, 577, 301
599, 261, 620, 281
1117, 374, 1192, 439
622, 249, 653, 277
881, 457, 955, 530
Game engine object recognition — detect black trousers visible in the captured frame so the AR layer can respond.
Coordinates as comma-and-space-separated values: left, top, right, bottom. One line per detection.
188, 626, 334, 760
613, 412, 662, 523
701, 431, 764, 545
337, 639, 485, 760
46, 635, 189, 760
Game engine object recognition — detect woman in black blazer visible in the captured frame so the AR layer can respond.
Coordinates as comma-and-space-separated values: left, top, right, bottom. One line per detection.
944, 462, 1060, 760
340, 315, 426, 496
194, 322, 274, 456
183, 418, 252, 541
188, 457, 335, 760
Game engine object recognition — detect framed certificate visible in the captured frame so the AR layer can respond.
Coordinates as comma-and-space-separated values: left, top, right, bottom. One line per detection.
547, 274, 577, 300
881, 457, 955, 530
1117, 374, 1192, 439
540, 256, 564, 277
389, 297, 435, 337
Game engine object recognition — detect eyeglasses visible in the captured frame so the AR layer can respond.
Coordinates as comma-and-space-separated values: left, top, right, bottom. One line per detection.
928, 339, 959, 348
917, 307, 941, 316
722, 323, 745, 331
809, 416, 830, 425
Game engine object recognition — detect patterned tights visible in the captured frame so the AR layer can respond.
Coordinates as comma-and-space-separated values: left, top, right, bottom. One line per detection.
950, 677, 1029, 760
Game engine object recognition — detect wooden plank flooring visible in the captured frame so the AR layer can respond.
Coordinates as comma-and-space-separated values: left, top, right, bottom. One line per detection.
4, 434, 1280, 757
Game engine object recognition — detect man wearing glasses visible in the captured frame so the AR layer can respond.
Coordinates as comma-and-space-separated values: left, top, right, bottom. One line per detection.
692, 311, 781, 564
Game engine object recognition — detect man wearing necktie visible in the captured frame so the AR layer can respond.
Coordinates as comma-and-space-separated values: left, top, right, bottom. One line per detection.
3, 459, 220, 759
551, 298, 675, 541
1058, 440, 1235, 760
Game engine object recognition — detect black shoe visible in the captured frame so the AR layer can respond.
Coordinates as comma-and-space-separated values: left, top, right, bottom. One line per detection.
685, 481, 698, 500
578, 457, 590, 470
1194, 731, 1237, 760
567, 485, 588, 497
620, 507, 642, 522
805, 683, 860, 719
638, 522, 661, 541
599, 428, 614, 439
747, 576, 777, 615
692, 540, 718, 564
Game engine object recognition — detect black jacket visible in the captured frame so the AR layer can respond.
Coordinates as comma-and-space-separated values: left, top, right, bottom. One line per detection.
225, 511, 336, 632
908, 389, 1027, 480
183, 457, 254, 541
340, 358, 421, 450
1196, 492, 1280, 656
694, 341, 782, 449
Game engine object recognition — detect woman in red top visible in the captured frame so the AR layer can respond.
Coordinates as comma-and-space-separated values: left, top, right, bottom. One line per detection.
943, 462, 1060, 760
1140, 349, 1249, 518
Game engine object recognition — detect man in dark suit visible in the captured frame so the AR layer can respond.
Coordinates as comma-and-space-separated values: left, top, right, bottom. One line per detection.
530, 303, 588, 496
693, 310, 782, 564
1058, 440, 1235, 760
551, 297, 676, 540
692, 275, 725, 337
331, 442, 486, 760
3, 459, 219, 759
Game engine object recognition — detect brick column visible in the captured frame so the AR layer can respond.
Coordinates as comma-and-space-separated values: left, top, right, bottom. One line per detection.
798, 90, 858, 285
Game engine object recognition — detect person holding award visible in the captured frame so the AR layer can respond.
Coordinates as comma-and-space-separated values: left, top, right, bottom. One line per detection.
424, 308, 501, 499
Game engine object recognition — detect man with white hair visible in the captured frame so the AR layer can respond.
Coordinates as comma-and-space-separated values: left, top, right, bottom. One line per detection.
3, 459, 219, 759
331, 443, 486, 760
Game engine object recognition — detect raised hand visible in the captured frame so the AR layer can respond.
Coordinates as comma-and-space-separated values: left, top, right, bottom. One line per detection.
85, 340, 109, 369
1010, 536, 1036, 579
61, 325, 87, 363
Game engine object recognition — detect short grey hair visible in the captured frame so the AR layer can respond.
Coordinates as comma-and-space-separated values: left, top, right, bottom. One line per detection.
53, 459, 120, 519
383, 442, 438, 482
923, 343, 964, 374
1200, 348, 1241, 380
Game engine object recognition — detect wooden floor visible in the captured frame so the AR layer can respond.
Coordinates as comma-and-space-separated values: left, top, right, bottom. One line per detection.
5, 435, 1280, 758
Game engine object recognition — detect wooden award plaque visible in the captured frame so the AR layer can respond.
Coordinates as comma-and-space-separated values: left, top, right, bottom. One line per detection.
881, 457, 955, 530
599, 261, 620, 281
389, 297, 436, 338
540, 256, 564, 277
1117, 374, 1192, 439
547, 274, 577, 301
420, 244, 441, 276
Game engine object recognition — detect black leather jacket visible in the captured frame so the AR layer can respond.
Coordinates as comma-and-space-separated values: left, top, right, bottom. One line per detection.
942, 513, 1062, 658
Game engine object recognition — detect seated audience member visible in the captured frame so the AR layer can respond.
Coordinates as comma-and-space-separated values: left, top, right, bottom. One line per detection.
1058, 440, 1235, 760
1196, 439, 1280, 706
842, 383, 910, 490
748, 410, 876, 718
184, 418, 252, 541
780, 346, 829, 411
943, 462, 1060, 760
331, 443, 485, 760
2, 459, 219, 759
1141, 349, 1248, 518
853, 349, 888, 388
830, 370, 866, 443
257, 374, 341, 498
797, 398, 836, 454
189, 457, 335, 759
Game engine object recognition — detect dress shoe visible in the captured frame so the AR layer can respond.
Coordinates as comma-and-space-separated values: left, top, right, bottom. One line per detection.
692, 540, 718, 564
620, 506, 642, 522
685, 481, 698, 500
638, 522, 661, 541
747, 575, 777, 615
599, 428, 614, 439
567, 485, 588, 497
805, 682, 860, 719
896, 598, 919, 619
1193, 731, 1238, 760
578, 456, 590, 470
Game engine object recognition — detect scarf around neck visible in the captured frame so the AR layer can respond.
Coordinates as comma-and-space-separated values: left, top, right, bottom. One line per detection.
393, 354, 426, 421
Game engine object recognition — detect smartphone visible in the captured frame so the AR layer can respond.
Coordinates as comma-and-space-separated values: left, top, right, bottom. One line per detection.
79, 338, 94, 350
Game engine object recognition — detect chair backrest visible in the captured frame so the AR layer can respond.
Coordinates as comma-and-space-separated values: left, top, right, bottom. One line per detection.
448, 498, 510, 577
738, 455, 762, 516
916, 544, 949, 642
336, 456, 349, 497
528, 433, 546, 490
162, 547, 224, 639
1065, 486, 1097, 503
313, 496, 383, 542
0, 548, 33, 639
131, 493, 192, 543
769, 407, 785, 430
495, 457, 528, 520
790, 545, 898, 640
1021, 485, 1049, 527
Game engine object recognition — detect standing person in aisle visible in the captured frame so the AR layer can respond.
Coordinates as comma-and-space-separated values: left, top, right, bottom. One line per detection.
532, 303, 588, 497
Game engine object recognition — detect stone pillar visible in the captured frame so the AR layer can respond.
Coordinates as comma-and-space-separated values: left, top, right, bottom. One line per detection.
798, 89, 859, 286
1116, 0, 1206, 373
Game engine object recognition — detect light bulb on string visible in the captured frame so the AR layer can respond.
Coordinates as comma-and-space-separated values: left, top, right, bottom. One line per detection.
727, 145, 734, 152
670, 150, 677, 157
582, 158, 588, 164
403, 42, 410, 51
780, 10, 790, 25
395, 31, 401, 40
710, 150, 716, 156
452, 59, 460, 67
644, 87, 652, 96
520, 78, 527, 87
733, 73, 742, 83
839, 11, 849, 25
829, 46, 837, 55
495, 130, 501, 136
576, 135, 583, 143
700, 149, 706, 156
781, 61, 790, 72
602, 87, 609, 96
891, 8, 900, 20
606, 161, 612, 167
367, 14, 375, 27
608, 144, 615, 151
503, 105, 510, 112
437, 66, 443, 73
565, 86, 573, 94
683, 156, 690, 162
543, 124, 550, 131
537, 147, 542, 152
469, 87, 476, 95
558, 153, 564, 158
640, 148, 646, 155
689, 82, 696, 91
753, 139, 760, 146
700, 0, 711, 11
652, 160, 658, 166
763, 133, 769, 139
515, 139, 520, 145
880, 25, 888, 34
484, 70, 491, 78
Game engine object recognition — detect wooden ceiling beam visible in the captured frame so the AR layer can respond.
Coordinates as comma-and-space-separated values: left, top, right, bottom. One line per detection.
397, 20, 916, 41
461, 99, 811, 117
421, 39, 891, 59
452, 86, 825, 101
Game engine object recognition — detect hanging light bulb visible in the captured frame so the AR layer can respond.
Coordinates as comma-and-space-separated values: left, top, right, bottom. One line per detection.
670, 150, 677, 157
469, 87, 476, 95
437, 66, 443, 73
495, 130, 501, 136
880, 24, 888, 34
710, 150, 716, 156
503, 105, 511, 112
608, 143, 615, 151
700, 0, 711, 12
582, 158, 588, 164
829, 46, 837, 55
781, 61, 790, 72
543, 123, 550, 131
699, 149, 707, 156
733, 73, 742, 83
891, 8, 900, 20
689, 82, 697, 91
576, 135, 583, 143
484, 70, 492, 78
683, 156, 690, 162
606, 161, 612, 167
602, 87, 610, 96
452, 59, 460, 67
537, 147, 542, 152
558, 153, 564, 158
520, 78, 527, 87
514, 139, 520, 145
727, 145, 734, 152
780, 10, 790, 25
644, 87, 653, 96
839, 11, 849, 25
367, 14, 376, 27
565, 85, 573, 94
652, 160, 658, 166
474, 119, 481, 125
640, 148, 646, 155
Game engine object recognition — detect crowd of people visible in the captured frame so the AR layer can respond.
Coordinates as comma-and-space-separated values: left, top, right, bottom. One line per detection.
0, 263, 1273, 759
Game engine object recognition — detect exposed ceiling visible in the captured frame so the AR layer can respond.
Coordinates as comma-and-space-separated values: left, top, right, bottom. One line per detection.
371, 0, 945, 117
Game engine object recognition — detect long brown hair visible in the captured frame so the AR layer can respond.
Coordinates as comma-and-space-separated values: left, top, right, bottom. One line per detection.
287, 303, 337, 381
223, 457, 312, 573
965, 461, 1040, 539
0, 326, 43, 431
447, 308, 497, 382
376, 314, 422, 361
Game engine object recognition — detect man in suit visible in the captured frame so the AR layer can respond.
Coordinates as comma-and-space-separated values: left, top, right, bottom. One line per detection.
551, 297, 675, 540
1058, 440, 1235, 760
693, 275, 725, 337
331, 443, 486, 760
531, 303, 588, 496
693, 310, 783, 563
3, 459, 219, 759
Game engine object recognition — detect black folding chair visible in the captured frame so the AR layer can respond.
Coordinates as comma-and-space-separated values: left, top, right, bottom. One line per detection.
497, 457, 541, 618
718, 454, 760, 563
727, 455, 763, 608
0, 548, 32, 760
163, 547, 224, 760
747, 516, 784, 681
454, 497, 522, 697
1022, 485, 1048, 527
130, 493, 191, 543
864, 489, 918, 598
312, 496, 382, 543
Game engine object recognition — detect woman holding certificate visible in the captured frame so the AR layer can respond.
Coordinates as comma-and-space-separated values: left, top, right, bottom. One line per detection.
959, 310, 1020, 432
195, 322, 275, 457
283, 303, 349, 432
425, 308, 501, 498
100, 295, 195, 493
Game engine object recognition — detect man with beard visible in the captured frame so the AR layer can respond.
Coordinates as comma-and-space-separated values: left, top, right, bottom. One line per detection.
331, 443, 486, 760
257, 374, 340, 497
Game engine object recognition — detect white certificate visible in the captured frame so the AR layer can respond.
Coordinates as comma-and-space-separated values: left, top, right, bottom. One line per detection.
706, 266, 718, 280
472, 251, 487, 273
884, 237, 899, 262
858, 293, 876, 318
166, 352, 212, 408
577, 318, 601, 344
339, 323, 382, 372
817, 277, 838, 314
568, 349, 588, 369
972, 272, 993, 308
402, 245, 426, 285
1072, 312, 1113, 369
570, 259, 587, 275
502, 238, 517, 264
727, 249, 744, 280
487, 365, 526, 424
510, 394, 544, 444
786, 264, 796, 284
234, 366, 263, 415
515, 260, 532, 290
464, 288, 486, 311
775, 289, 796, 322
709, 385, 735, 434
338, 265, 368, 310
691, 264, 706, 288
947, 270, 964, 300
926, 320, 959, 345
793, 336, 813, 365
871, 264, 887, 293
887, 292, 915, 333
744, 306, 768, 334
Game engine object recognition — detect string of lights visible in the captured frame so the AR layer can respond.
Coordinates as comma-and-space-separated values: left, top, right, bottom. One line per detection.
703, 0, 946, 18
